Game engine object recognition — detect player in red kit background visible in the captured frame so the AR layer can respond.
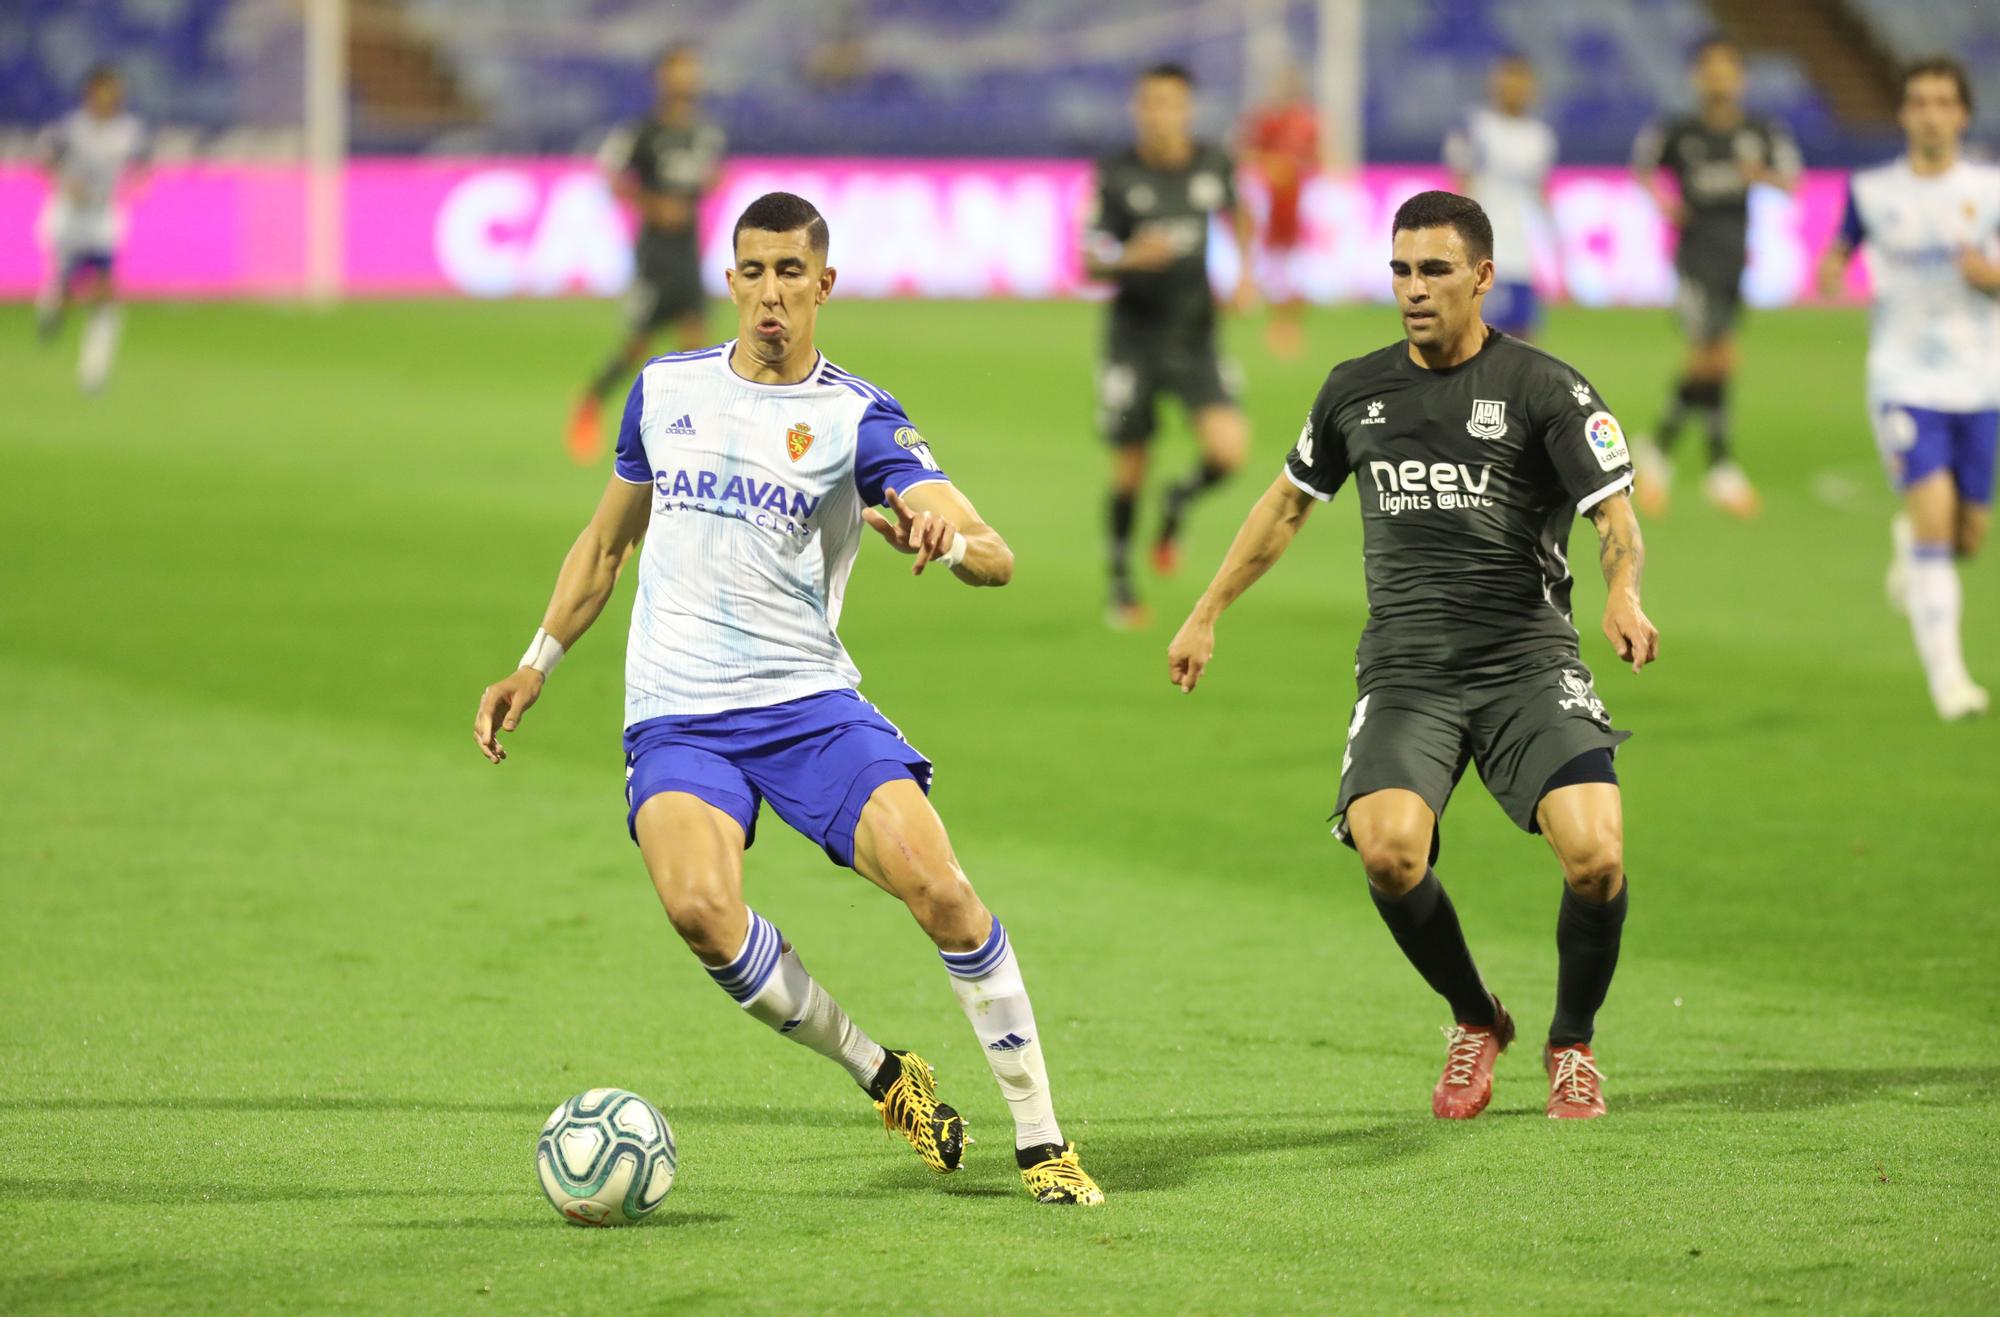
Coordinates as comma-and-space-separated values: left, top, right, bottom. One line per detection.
1241, 68, 1320, 360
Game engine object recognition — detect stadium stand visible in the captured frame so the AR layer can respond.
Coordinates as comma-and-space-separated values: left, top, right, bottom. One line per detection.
2, 0, 1986, 163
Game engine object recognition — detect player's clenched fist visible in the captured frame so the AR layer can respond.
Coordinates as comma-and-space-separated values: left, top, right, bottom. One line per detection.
1602, 595, 1661, 674
1167, 613, 1216, 693
474, 669, 545, 763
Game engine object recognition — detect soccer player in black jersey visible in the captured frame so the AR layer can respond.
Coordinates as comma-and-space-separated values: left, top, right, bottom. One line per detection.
1169, 191, 1659, 1121
1630, 35, 1801, 518
1084, 62, 1257, 628
566, 45, 727, 464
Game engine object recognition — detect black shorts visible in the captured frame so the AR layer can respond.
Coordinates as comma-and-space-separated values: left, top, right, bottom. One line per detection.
1097, 317, 1238, 447
1331, 656, 1630, 860
1673, 258, 1745, 345
628, 237, 706, 333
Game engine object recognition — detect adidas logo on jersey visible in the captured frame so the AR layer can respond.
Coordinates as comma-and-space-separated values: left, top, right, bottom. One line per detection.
987, 1032, 1033, 1052
663, 414, 697, 436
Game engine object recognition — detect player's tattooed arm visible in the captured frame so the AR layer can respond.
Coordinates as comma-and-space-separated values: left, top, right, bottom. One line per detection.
474, 475, 651, 763
1587, 493, 1660, 674
1168, 474, 1318, 693
863, 482, 1013, 586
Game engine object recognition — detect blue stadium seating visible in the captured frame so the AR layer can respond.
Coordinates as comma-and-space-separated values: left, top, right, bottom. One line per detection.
2, 0, 1992, 165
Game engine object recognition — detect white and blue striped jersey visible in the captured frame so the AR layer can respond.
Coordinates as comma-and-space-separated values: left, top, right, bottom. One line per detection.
1443, 106, 1556, 286
612, 343, 950, 723
37, 109, 147, 254
1841, 158, 2000, 412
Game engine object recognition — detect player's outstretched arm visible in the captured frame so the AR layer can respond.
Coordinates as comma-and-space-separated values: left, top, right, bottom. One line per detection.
1587, 492, 1659, 674
861, 483, 1012, 586
473, 475, 651, 763
1168, 474, 1318, 693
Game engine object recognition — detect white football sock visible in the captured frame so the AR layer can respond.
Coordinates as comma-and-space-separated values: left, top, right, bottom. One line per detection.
79, 304, 122, 393
707, 910, 885, 1088
1906, 543, 1970, 695
939, 920, 1063, 1150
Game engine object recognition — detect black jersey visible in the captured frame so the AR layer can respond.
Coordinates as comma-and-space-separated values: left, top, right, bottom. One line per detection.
1285, 332, 1636, 672
599, 114, 727, 247
1086, 143, 1237, 332
1631, 112, 1800, 271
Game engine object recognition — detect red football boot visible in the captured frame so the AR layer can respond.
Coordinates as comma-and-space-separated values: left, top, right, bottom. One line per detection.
1151, 538, 1182, 577
565, 396, 603, 465
1432, 998, 1515, 1120
1544, 1043, 1607, 1119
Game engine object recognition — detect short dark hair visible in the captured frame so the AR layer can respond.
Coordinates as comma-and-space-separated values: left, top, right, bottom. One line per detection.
1689, 33, 1738, 64
83, 64, 120, 91
1139, 62, 1194, 88
732, 191, 830, 259
1902, 55, 1974, 116
1391, 190, 1493, 266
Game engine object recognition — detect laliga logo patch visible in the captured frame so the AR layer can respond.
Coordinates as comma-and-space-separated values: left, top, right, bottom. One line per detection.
1465, 398, 1508, 441
1584, 410, 1629, 471
786, 421, 814, 462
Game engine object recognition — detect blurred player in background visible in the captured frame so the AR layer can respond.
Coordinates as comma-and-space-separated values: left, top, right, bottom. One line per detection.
479, 193, 1104, 1206
1240, 65, 1320, 360
34, 66, 145, 396
1818, 58, 2000, 721
1631, 35, 1801, 518
565, 45, 726, 463
1169, 192, 1657, 1121
1086, 62, 1257, 629
1445, 54, 1558, 341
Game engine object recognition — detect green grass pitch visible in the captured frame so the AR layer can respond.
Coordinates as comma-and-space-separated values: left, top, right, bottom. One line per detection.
3, 296, 1997, 1312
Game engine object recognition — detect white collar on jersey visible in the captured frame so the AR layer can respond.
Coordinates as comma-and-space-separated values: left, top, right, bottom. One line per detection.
721, 341, 827, 390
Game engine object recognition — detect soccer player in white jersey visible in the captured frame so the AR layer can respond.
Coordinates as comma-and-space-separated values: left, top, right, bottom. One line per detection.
1445, 54, 1559, 341
474, 192, 1104, 1205
1819, 58, 2000, 721
34, 66, 146, 395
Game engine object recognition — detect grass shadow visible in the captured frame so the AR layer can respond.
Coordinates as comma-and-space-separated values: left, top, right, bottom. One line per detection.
1622, 1065, 2000, 1114
0, 1178, 518, 1207
369, 1210, 732, 1231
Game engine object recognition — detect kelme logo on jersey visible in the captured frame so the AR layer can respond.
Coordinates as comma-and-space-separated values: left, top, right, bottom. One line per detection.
1360, 399, 1387, 425
786, 421, 814, 463
1367, 460, 1496, 515
1584, 410, 1629, 472
1466, 399, 1508, 441
1570, 381, 1592, 408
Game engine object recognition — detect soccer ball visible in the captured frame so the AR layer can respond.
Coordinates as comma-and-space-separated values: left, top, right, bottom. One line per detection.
536, 1088, 677, 1226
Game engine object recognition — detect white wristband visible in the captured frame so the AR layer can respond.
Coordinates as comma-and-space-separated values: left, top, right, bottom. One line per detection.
519, 628, 565, 676
939, 531, 968, 570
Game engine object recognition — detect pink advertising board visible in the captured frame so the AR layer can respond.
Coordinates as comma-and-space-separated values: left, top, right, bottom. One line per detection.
0, 157, 1870, 304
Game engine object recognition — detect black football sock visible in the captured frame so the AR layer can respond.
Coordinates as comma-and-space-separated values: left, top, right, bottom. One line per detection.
1108, 491, 1138, 596
1549, 882, 1628, 1046
585, 353, 630, 403
1702, 380, 1733, 466
1016, 1142, 1064, 1169
1158, 459, 1231, 544
865, 1048, 903, 1101
1655, 378, 1696, 453
1369, 870, 1496, 1027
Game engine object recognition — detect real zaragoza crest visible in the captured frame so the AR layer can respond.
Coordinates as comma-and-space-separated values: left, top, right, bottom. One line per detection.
1465, 398, 1508, 441
786, 421, 814, 462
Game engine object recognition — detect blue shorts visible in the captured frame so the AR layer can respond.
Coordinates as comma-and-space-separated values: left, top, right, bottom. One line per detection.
622, 689, 933, 868
1873, 403, 2000, 505
1485, 281, 1541, 337
62, 251, 114, 285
